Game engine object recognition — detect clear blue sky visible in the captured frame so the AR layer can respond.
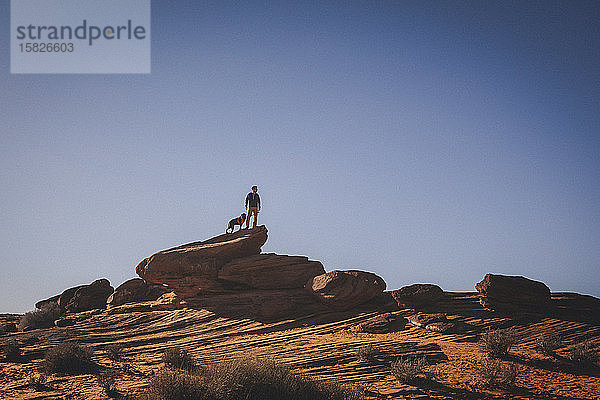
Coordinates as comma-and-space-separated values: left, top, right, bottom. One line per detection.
1, 1, 599, 313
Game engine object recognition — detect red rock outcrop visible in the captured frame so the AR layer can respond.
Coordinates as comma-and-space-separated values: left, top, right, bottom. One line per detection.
107, 278, 171, 307
136, 226, 268, 297
476, 274, 551, 312
218, 254, 325, 289
65, 279, 114, 313
391, 284, 444, 307
135, 226, 387, 320
307, 270, 386, 310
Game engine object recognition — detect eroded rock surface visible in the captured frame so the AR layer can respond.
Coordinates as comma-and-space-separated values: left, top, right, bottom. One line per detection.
136, 226, 268, 297
476, 274, 551, 312
391, 284, 444, 307
107, 278, 170, 307
219, 254, 324, 289
65, 279, 114, 313
307, 270, 386, 310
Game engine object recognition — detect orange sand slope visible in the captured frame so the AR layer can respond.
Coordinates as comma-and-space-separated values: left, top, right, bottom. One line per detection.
1, 292, 599, 400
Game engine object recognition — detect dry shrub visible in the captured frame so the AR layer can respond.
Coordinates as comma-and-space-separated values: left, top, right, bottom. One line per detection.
2, 341, 21, 362
106, 344, 124, 361
478, 359, 519, 387
162, 347, 195, 371
479, 328, 519, 358
535, 332, 562, 356
390, 356, 428, 383
18, 303, 63, 331
566, 341, 598, 368
145, 369, 208, 400
43, 342, 96, 374
356, 344, 377, 363
145, 356, 362, 400
97, 370, 119, 397
28, 374, 48, 391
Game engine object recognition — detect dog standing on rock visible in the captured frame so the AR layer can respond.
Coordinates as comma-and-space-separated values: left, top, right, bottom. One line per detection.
226, 213, 246, 234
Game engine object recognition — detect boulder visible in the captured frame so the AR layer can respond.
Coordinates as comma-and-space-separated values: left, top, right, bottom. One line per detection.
407, 313, 456, 333
218, 254, 325, 289
65, 279, 114, 313
58, 285, 87, 309
35, 294, 60, 310
137, 226, 268, 297
151, 292, 188, 310
475, 274, 551, 312
107, 278, 170, 307
307, 270, 386, 310
391, 284, 444, 307
408, 313, 447, 328
357, 313, 407, 333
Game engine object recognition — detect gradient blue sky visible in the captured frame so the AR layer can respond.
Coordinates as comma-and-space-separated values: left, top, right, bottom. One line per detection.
1, 1, 599, 313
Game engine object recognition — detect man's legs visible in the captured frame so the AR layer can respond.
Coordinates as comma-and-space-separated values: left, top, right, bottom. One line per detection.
246, 207, 257, 229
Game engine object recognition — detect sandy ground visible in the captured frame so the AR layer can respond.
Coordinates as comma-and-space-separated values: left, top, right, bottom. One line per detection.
1, 292, 598, 399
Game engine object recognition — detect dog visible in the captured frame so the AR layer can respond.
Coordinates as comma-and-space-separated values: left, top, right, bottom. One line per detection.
226, 213, 246, 234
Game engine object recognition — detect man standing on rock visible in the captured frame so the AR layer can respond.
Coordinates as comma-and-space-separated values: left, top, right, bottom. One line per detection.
245, 185, 261, 229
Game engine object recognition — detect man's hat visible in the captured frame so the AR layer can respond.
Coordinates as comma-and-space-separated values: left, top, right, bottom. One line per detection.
252, 185, 258, 190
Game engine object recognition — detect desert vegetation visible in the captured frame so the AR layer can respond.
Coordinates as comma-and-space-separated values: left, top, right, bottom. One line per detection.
390, 356, 429, 384
1, 340, 21, 362
534, 332, 562, 356
145, 356, 362, 400
42, 342, 96, 374
477, 359, 519, 388
161, 346, 196, 371
479, 327, 520, 358
566, 340, 598, 368
18, 303, 62, 331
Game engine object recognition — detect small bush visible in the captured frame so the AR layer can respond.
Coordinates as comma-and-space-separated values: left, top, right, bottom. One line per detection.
145, 357, 362, 400
535, 332, 562, 356
390, 356, 428, 383
0, 322, 18, 333
162, 347, 195, 371
106, 344, 124, 361
2, 341, 21, 361
97, 370, 118, 396
145, 369, 208, 400
28, 374, 48, 391
18, 303, 63, 331
566, 341, 598, 367
356, 344, 377, 363
479, 328, 519, 358
478, 359, 519, 387
43, 342, 95, 375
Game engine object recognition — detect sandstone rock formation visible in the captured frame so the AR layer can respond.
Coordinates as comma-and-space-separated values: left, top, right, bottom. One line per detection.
65, 279, 114, 313
476, 274, 551, 312
34, 279, 114, 313
135, 226, 387, 320
218, 254, 325, 289
136, 226, 268, 297
307, 270, 386, 310
408, 313, 455, 333
107, 278, 170, 307
391, 284, 444, 307
58, 285, 87, 309
357, 313, 407, 333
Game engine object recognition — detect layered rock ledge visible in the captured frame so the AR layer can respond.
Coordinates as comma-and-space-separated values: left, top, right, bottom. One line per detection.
135, 226, 386, 319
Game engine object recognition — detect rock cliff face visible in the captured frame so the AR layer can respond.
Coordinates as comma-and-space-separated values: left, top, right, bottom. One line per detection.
135, 226, 387, 319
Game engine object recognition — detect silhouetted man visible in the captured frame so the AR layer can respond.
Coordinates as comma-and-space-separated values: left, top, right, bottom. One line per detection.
245, 185, 261, 229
